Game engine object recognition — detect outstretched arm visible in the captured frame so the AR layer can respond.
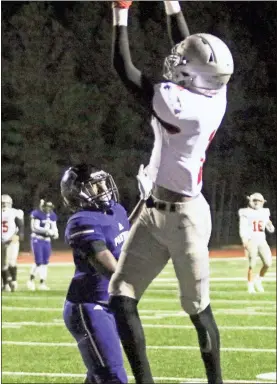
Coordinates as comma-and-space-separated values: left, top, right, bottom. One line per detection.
164, 1, 190, 46
112, 1, 154, 107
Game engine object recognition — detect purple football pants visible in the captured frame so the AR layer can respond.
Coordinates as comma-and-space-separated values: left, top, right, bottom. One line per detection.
31, 238, 52, 265
63, 300, 128, 384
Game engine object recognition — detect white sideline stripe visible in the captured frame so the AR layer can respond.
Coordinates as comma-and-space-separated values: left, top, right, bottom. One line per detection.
18, 262, 74, 267
2, 306, 276, 316
146, 289, 277, 294
3, 321, 276, 331
2, 372, 269, 384
3, 296, 276, 306
2, 341, 275, 353
153, 277, 276, 282
16, 255, 276, 267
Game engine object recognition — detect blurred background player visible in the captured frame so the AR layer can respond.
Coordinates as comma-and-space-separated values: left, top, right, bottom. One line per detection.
238, 193, 275, 294
61, 164, 129, 384
27, 198, 59, 291
1, 194, 24, 292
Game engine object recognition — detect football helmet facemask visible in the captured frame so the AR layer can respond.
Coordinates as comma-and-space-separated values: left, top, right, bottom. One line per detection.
163, 33, 234, 95
247, 193, 266, 210
61, 164, 119, 212
1, 194, 13, 211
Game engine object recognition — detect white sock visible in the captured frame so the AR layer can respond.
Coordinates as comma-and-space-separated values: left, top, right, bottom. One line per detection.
30, 264, 37, 278
39, 265, 48, 282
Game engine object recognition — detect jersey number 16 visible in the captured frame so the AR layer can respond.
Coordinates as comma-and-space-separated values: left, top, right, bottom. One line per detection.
252, 220, 263, 232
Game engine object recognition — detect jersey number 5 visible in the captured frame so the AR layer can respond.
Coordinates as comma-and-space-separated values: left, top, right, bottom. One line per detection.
198, 130, 216, 184
253, 220, 263, 232
2, 221, 8, 233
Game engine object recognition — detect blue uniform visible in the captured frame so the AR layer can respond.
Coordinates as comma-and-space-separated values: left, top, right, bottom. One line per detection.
63, 202, 129, 384
30, 210, 58, 265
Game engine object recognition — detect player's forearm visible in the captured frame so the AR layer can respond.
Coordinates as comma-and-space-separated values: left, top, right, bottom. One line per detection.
266, 220, 275, 233
112, 8, 154, 104
16, 219, 24, 240
88, 249, 117, 279
31, 220, 49, 235
164, 1, 190, 45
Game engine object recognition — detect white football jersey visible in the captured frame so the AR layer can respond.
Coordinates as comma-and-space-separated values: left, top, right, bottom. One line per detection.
1, 208, 24, 243
147, 82, 227, 196
238, 207, 271, 241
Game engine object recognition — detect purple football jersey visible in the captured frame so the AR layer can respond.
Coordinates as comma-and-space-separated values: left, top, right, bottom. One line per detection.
65, 202, 130, 303
31, 209, 57, 225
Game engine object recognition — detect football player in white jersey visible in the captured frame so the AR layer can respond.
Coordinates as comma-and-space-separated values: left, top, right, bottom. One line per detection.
238, 193, 275, 294
1, 194, 24, 292
108, 2, 233, 383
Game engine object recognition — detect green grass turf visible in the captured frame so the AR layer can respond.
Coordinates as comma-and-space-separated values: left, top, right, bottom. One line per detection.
2, 258, 276, 383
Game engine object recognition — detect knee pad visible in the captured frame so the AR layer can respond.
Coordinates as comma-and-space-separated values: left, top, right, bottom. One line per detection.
264, 260, 272, 268
9, 261, 17, 268
181, 296, 201, 315
109, 274, 136, 299
180, 293, 210, 315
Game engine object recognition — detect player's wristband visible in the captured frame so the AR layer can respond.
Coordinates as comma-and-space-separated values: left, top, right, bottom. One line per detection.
164, 1, 181, 15
113, 8, 128, 26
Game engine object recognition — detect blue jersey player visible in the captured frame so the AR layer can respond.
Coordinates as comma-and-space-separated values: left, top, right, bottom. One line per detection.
61, 164, 129, 384
27, 199, 59, 291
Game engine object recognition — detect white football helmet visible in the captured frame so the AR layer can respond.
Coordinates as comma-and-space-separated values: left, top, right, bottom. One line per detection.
247, 193, 266, 210
163, 33, 234, 95
1, 194, 13, 211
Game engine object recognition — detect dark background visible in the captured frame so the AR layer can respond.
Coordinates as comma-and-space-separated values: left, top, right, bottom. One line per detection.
1, 1, 276, 247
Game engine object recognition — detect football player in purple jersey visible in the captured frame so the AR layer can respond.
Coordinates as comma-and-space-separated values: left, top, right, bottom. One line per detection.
61, 164, 129, 384
27, 199, 59, 291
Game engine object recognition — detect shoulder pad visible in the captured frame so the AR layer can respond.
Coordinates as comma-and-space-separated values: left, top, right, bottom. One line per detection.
16, 209, 24, 220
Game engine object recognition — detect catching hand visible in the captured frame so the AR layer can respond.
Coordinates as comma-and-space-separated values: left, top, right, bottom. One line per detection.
112, 1, 132, 9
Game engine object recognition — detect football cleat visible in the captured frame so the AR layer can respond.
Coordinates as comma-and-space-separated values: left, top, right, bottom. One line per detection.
38, 283, 50, 291
4, 284, 11, 292
247, 282, 256, 294
254, 278, 264, 293
10, 281, 18, 292
27, 280, 35, 291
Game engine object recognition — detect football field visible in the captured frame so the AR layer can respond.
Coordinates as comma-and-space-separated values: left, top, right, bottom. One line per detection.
2, 256, 276, 383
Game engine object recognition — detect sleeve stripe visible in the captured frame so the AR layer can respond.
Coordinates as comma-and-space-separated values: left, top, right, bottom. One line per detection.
69, 229, 95, 239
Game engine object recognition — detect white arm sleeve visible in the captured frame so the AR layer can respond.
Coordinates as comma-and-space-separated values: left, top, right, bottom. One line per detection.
238, 210, 250, 241
51, 221, 59, 239
266, 220, 275, 233
31, 218, 49, 235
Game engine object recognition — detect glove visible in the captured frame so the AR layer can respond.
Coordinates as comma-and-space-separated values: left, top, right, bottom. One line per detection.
112, 1, 132, 9
52, 232, 59, 240
46, 229, 54, 237
136, 164, 153, 201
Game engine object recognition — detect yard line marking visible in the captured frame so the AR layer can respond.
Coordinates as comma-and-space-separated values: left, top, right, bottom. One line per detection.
3, 321, 276, 331
2, 341, 275, 353
145, 288, 276, 294
2, 306, 276, 316
3, 296, 276, 306
141, 298, 276, 305
153, 277, 276, 282
2, 372, 270, 383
